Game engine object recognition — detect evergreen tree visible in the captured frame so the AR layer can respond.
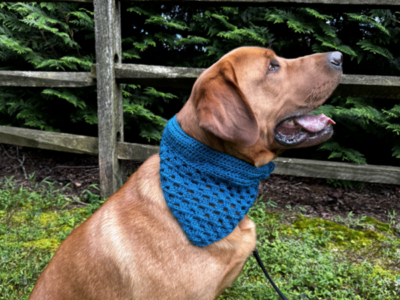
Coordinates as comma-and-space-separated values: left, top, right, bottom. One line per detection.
1, 3, 399, 166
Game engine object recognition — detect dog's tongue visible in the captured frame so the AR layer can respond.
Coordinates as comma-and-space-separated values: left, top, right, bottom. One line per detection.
294, 114, 335, 132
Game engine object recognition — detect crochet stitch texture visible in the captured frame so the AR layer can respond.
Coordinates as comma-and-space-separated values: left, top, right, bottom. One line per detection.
159, 116, 275, 247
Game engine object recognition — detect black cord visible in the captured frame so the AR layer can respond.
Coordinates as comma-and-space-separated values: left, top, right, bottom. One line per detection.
253, 248, 289, 300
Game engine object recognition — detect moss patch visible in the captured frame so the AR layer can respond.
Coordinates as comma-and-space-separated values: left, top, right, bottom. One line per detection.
38, 211, 59, 227
293, 216, 386, 249
22, 238, 60, 251
363, 216, 395, 234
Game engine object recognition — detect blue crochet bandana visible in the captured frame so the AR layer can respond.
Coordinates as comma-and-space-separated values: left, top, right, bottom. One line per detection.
159, 116, 275, 247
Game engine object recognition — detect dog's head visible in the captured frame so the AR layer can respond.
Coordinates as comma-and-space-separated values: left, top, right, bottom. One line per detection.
177, 47, 342, 167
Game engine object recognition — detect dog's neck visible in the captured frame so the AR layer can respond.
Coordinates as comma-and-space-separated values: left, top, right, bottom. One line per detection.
177, 100, 277, 167
177, 100, 225, 152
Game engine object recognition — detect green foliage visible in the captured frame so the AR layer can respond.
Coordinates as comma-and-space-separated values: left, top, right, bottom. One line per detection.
326, 179, 365, 190
0, 3, 93, 69
393, 142, 400, 159
345, 13, 391, 36
42, 89, 86, 109
0, 86, 97, 131
0, 175, 104, 299
1, 3, 400, 161
333, 211, 368, 228
318, 140, 367, 164
357, 40, 394, 60
122, 84, 171, 141
0, 2, 97, 132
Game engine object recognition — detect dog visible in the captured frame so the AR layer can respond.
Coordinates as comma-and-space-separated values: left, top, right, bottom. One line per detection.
29, 47, 342, 300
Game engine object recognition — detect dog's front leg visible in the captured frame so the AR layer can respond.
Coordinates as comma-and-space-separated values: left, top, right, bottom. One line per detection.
210, 215, 257, 298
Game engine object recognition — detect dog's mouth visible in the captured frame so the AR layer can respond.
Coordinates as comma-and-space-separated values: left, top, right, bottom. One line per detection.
274, 112, 335, 148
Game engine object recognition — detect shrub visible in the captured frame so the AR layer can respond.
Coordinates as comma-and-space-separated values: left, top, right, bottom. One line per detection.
1, 3, 399, 164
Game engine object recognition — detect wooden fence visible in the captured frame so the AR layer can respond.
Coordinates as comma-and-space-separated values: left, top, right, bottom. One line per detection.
1, 0, 400, 197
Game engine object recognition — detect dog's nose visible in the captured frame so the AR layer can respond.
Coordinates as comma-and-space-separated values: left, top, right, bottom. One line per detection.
329, 52, 343, 67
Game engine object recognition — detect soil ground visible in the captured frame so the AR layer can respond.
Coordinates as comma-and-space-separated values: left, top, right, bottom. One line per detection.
1, 143, 399, 224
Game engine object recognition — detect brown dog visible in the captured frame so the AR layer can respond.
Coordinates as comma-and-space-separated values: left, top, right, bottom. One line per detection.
29, 47, 342, 300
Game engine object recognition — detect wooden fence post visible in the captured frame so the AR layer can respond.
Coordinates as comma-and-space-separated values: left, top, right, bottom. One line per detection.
94, 0, 124, 198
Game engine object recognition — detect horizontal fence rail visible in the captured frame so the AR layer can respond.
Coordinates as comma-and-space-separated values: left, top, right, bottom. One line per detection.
0, 71, 95, 88
0, 126, 98, 155
108, 64, 400, 99
0, 126, 159, 161
272, 158, 400, 185
334, 75, 400, 99
135, 0, 400, 4
2, 67, 400, 99
113, 64, 204, 89
2, 0, 400, 6
1, 126, 399, 185
133, 0, 400, 8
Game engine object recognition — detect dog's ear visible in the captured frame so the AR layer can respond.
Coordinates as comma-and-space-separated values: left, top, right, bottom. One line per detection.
194, 61, 259, 147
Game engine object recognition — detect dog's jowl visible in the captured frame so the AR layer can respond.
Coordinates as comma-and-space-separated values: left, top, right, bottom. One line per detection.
29, 47, 342, 300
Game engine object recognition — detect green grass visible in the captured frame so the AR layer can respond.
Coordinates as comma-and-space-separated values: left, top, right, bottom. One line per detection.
1, 177, 399, 300
0, 176, 104, 299
220, 201, 400, 299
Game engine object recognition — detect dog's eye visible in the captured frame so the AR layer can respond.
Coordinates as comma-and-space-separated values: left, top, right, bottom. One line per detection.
267, 61, 279, 74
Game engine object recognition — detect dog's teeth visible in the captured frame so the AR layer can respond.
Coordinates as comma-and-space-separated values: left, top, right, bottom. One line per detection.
284, 119, 295, 125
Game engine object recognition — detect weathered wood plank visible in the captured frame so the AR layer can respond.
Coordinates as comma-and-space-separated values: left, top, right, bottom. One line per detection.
113, 63, 203, 89
3, 0, 91, 2
0, 71, 94, 88
0, 127, 158, 161
94, 0, 124, 198
118, 145, 400, 185
1, 126, 399, 185
0, 127, 159, 161
333, 74, 400, 99
136, 0, 400, 4
0, 126, 98, 155
2, 0, 399, 4
4, 68, 400, 99
100, 64, 400, 99
113, 64, 204, 79
342, 75, 400, 87
273, 157, 400, 185
117, 142, 159, 161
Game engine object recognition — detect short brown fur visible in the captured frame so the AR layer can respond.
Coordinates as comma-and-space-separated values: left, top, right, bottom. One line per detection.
29, 47, 341, 300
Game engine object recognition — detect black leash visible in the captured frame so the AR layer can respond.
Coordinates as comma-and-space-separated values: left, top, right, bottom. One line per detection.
253, 248, 289, 300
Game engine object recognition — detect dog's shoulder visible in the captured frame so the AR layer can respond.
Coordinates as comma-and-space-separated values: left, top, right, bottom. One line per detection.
121, 154, 167, 210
